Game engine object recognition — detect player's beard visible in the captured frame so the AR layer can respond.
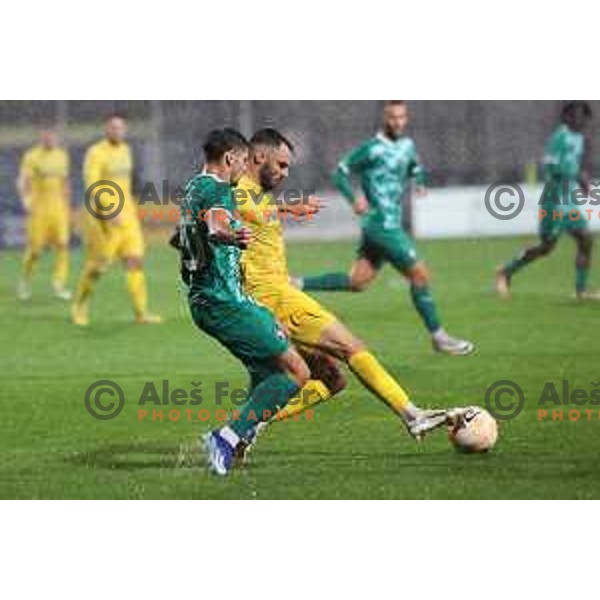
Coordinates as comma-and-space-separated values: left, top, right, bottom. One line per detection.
258, 164, 280, 192
384, 125, 404, 141
231, 170, 243, 186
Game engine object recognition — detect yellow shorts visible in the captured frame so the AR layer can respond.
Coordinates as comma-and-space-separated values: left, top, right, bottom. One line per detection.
83, 216, 144, 265
27, 211, 69, 252
253, 283, 338, 348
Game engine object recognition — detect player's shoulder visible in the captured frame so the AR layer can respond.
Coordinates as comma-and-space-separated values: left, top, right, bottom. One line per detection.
56, 146, 69, 160
22, 146, 38, 162
186, 173, 231, 205
549, 124, 572, 145
404, 135, 418, 149
86, 139, 107, 156
353, 135, 386, 160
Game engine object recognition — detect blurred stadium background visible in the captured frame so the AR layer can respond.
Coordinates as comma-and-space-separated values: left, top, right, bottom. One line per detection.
1, 100, 599, 247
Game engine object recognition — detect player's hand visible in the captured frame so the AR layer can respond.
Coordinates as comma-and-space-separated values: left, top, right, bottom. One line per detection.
303, 194, 322, 217
235, 226, 253, 249
353, 197, 369, 215
281, 195, 322, 218
414, 185, 428, 198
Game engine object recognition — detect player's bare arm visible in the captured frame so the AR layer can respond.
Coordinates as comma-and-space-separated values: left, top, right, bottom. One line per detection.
206, 207, 252, 249
16, 173, 32, 212
277, 193, 322, 218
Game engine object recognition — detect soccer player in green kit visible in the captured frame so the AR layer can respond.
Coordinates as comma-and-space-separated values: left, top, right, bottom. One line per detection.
496, 101, 598, 300
297, 101, 475, 356
173, 129, 310, 476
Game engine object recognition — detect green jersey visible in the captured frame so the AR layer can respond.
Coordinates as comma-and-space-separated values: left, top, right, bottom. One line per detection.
543, 124, 585, 183
539, 124, 589, 238
179, 173, 247, 305
333, 133, 425, 231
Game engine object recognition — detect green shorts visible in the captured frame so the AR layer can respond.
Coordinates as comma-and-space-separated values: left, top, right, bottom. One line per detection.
357, 227, 419, 272
539, 182, 589, 241
190, 297, 289, 379
539, 202, 589, 240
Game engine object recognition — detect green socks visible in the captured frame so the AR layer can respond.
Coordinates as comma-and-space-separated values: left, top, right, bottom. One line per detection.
504, 252, 530, 278
229, 372, 299, 440
302, 273, 351, 291
410, 284, 441, 333
576, 266, 590, 295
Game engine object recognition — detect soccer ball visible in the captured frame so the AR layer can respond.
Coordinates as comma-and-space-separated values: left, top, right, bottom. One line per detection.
449, 407, 498, 453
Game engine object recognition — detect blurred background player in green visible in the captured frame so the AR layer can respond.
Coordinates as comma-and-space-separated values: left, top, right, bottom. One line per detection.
496, 101, 598, 300
297, 101, 474, 356
174, 129, 310, 476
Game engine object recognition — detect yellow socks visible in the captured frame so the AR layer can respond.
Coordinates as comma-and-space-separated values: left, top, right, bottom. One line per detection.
22, 247, 37, 281
53, 246, 69, 290
127, 268, 148, 318
278, 380, 332, 419
74, 263, 100, 305
348, 350, 417, 420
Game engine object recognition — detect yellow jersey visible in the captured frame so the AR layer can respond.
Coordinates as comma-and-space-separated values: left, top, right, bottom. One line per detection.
236, 175, 289, 296
83, 139, 136, 221
20, 145, 69, 213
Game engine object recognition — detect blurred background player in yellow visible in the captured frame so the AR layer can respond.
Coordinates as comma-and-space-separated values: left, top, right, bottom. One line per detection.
17, 128, 72, 301
71, 114, 161, 326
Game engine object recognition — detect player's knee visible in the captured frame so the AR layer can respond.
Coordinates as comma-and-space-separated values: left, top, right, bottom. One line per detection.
349, 277, 370, 292
539, 239, 557, 256
126, 256, 143, 270
340, 336, 366, 361
408, 265, 430, 286
349, 262, 377, 292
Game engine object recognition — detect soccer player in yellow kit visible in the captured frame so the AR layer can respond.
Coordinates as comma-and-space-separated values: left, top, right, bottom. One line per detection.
236, 128, 458, 446
71, 114, 161, 326
17, 129, 71, 301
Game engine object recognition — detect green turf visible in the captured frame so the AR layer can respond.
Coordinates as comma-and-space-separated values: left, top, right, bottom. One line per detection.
1, 236, 599, 499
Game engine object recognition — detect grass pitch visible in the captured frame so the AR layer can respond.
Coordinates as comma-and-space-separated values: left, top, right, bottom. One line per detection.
1, 236, 599, 499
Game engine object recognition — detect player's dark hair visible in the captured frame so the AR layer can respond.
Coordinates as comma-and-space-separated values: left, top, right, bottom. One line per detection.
384, 100, 407, 109
250, 128, 294, 153
203, 128, 249, 163
105, 112, 127, 122
561, 101, 592, 126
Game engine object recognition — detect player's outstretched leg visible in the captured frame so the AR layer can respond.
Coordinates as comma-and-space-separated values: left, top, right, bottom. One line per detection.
571, 229, 599, 300
496, 237, 557, 299
314, 321, 452, 439
205, 348, 309, 476
404, 262, 474, 356
298, 258, 378, 293
125, 257, 162, 324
